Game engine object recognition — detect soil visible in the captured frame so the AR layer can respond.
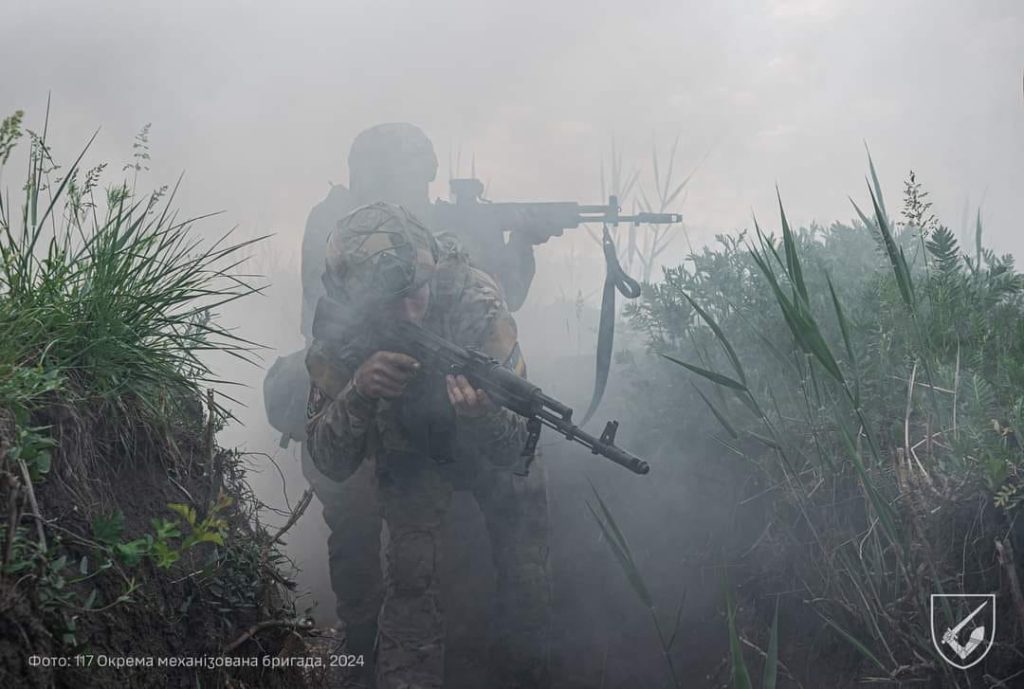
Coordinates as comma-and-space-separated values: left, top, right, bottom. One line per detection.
0, 397, 320, 689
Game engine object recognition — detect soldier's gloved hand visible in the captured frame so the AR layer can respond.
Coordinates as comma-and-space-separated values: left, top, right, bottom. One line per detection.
506, 207, 566, 245
353, 351, 420, 399
513, 224, 565, 246
446, 374, 498, 418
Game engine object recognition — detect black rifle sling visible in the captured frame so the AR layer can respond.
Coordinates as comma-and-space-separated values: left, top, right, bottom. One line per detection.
581, 225, 641, 426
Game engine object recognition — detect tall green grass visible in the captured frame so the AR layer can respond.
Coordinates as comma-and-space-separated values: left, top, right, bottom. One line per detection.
0, 108, 291, 657
0, 108, 264, 432
623, 159, 1024, 684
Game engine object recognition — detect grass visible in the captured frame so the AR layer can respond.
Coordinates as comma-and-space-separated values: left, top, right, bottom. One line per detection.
615, 157, 1024, 685
587, 480, 687, 688
0, 107, 288, 658
587, 480, 781, 689
0, 107, 264, 432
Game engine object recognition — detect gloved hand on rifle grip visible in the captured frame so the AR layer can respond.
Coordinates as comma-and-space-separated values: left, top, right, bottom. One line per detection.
353, 351, 421, 399
506, 208, 567, 245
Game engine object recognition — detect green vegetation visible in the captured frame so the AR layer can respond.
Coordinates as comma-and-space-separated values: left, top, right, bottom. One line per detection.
0, 109, 301, 687
0, 109, 261, 424
90, 491, 232, 571
725, 586, 778, 689
619, 158, 1024, 685
587, 480, 689, 688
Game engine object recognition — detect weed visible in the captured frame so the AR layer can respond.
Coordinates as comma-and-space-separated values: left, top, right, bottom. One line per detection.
624, 160, 1024, 684
0, 108, 281, 662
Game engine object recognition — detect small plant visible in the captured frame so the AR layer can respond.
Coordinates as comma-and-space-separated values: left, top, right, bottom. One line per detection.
586, 481, 686, 688
90, 492, 233, 572
149, 518, 183, 569
5, 420, 57, 482
168, 490, 233, 551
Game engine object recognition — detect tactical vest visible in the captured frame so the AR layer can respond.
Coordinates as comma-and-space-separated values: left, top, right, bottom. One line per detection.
423, 234, 476, 342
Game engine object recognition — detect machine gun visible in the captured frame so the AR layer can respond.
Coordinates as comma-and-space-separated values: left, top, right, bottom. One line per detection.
386, 319, 651, 477
429, 178, 683, 311
432, 177, 682, 242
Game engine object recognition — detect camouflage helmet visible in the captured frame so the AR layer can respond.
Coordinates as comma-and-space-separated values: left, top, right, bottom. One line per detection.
323, 202, 439, 303
347, 123, 438, 185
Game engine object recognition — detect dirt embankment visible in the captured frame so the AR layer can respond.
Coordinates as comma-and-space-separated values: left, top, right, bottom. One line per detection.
0, 390, 343, 689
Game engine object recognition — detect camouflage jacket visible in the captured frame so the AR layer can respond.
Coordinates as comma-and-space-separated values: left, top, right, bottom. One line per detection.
304, 238, 528, 483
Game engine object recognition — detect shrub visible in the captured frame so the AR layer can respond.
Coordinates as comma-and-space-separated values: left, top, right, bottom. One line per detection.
0, 109, 263, 436
625, 163, 1024, 684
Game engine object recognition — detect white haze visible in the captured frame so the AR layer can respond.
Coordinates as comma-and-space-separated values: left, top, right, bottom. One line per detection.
3, 0, 1022, 260
2, 0, 1023, 638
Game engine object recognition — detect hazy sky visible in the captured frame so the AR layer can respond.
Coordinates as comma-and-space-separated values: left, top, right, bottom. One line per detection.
3, 0, 1023, 267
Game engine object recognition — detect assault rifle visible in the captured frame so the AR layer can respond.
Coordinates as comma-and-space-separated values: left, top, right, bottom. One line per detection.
432, 177, 682, 243
386, 320, 650, 477
311, 297, 650, 476
430, 178, 682, 311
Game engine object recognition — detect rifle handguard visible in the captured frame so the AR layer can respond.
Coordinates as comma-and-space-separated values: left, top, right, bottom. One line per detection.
390, 321, 651, 476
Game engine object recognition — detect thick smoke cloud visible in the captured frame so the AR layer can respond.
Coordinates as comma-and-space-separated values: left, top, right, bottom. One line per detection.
2, 0, 1022, 256
2, 1, 1022, 683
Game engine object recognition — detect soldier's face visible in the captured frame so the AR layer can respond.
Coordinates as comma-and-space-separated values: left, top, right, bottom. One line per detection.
393, 281, 430, 324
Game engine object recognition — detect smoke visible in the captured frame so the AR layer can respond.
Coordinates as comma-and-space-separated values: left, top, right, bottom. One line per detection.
3, 0, 1023, 684
3, 1, 1022, 252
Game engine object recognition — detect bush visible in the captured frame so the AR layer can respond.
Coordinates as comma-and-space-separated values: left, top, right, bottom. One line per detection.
0, 109, 262, 434
626, 163, 1024, 684
0, 110, 305, 689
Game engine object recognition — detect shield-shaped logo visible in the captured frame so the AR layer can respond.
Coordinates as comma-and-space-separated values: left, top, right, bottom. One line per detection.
930, 594, 996, 670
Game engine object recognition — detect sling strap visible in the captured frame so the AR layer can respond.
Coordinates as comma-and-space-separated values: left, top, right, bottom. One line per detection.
581, 225, 642, 426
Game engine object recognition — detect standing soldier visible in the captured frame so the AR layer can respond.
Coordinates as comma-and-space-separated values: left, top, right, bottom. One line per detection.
263, 123, 552, 686
292, 124, 443, 672
305, 203, 550, 688
301, 123, 438, 342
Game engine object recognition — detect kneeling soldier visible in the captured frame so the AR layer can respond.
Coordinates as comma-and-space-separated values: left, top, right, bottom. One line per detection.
305, 202, 550, 689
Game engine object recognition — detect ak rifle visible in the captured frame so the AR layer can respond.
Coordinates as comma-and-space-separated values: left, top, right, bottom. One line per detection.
388, 319, 651, 477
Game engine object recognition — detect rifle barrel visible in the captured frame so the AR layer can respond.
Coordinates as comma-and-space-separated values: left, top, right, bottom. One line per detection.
393, 320, 651, 476
577, 208, 683, 226
626, 212, 683, 224
538, 409, 650, 475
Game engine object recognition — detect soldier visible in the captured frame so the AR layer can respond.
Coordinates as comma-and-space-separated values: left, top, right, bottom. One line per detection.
305, 203, 551, 689
298, 124, 444, 667
264, 122, 553, 686
262, 124, 437, 685
301, 122, 542, 342
266, 122, 548, 664
301, 123, 437, 342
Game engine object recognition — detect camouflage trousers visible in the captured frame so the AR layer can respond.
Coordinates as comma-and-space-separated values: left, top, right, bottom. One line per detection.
375, 449, 551, 689
303, 442, 551, 689
301, 445, 383, 662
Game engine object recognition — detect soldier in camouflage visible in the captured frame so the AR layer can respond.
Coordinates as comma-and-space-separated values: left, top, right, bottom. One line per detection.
295, 125, 442, 670
305, 202, 550, 689
301, 124, 439, 341
290, 124, 454, 671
